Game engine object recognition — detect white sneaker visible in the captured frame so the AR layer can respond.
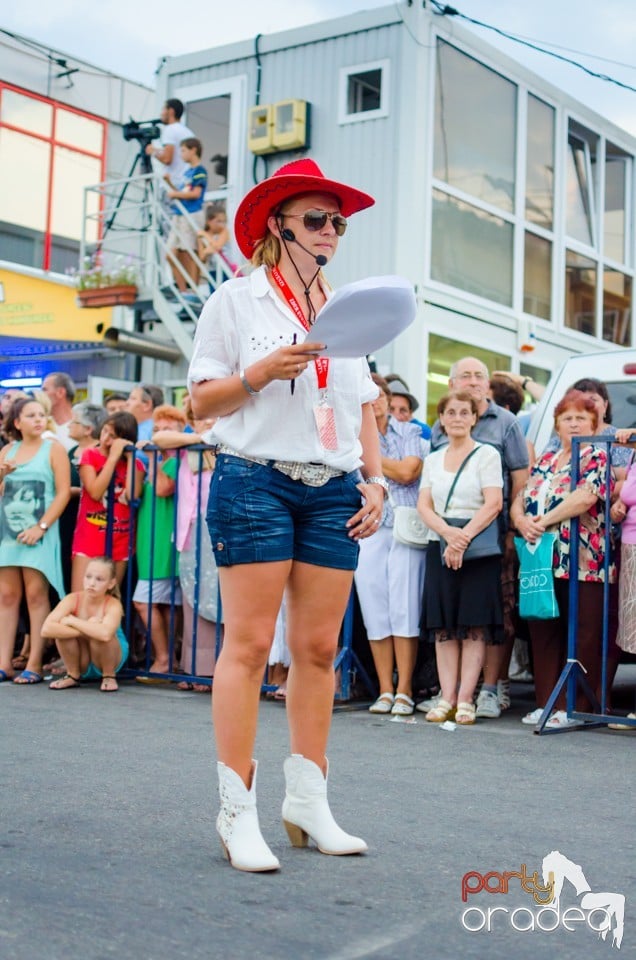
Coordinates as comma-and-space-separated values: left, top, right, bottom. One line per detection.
415, 694, 441, 713
497, 679, 511, 711
521, 707, 546, 725
475, 689, 501, 719
546, 710, 581, 729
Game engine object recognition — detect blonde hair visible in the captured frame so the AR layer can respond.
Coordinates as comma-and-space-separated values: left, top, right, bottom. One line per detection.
32, 390, 57, 434
153, 404, 186, 426
251, 233, 282, 268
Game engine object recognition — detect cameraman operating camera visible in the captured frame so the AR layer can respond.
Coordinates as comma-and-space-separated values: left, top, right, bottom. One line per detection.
146, 98, 195, 184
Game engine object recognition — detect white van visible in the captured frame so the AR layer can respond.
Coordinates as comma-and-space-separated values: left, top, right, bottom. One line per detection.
527, 349, 636, 454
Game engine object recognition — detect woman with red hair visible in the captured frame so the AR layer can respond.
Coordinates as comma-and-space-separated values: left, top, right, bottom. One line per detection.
511, 389, 615, 728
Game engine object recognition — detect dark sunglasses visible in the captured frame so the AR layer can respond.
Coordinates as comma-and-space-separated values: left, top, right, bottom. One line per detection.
281, 210, 348, 236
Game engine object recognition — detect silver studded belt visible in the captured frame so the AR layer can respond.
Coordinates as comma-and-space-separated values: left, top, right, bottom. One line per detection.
216, 444, 344, 487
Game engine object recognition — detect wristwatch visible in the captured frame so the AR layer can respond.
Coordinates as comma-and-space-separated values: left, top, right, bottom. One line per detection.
365, 475, 389, 498
39, 521, 49, 532
521, 377, 533, 390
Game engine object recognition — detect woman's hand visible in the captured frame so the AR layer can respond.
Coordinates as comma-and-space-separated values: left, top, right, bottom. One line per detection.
611, 499, 628, 524
108, 437, 129, 460
347, 483, 385, 539
515, 514, 545, 543
441, 524, 471, 551
255, 340, 326, 385
16, 525, 44, 546
0, 461, 17, 479
443, 544, 465, 570
614, 428, 636, 445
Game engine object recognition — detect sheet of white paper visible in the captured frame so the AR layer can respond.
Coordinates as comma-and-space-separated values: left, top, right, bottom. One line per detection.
309, 275, 416, 358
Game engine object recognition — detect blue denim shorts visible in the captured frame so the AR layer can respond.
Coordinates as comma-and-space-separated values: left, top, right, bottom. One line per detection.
206, 454, 362, 569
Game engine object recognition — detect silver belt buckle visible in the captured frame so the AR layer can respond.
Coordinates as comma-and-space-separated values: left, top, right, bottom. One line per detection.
299, 463, 332, 486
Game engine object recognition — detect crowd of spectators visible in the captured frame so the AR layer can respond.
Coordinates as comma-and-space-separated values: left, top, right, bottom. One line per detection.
0, 359, 634, 726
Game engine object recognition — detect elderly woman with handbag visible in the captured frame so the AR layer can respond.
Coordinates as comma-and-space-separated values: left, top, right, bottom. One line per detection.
510, 389, 615, 728
417, 391, 504, 725
354, 374, 425, 717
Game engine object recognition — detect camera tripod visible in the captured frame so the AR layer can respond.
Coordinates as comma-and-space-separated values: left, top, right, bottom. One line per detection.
103, 141, 156, 238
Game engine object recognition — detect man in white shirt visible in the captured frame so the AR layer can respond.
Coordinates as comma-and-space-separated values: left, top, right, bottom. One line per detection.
42, 372, 76, 451
145, 98, 195, 186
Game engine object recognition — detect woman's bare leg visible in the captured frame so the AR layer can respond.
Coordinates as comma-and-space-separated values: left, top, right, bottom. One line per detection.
458, 633, 486, 704
367, 636, 394, 694
0, 567, 22, 677
394, 635, 418, 699
21, 568, 51, 676
213, 561, 290, 786
71, 555, 91, 593
285, 562, 355, 771
434, 637, 460, 705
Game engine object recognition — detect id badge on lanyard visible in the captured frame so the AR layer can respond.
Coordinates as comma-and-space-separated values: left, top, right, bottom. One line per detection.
271, 267, 339, 451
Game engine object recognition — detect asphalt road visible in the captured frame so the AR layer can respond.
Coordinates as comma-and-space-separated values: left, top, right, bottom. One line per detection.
2, 668, 634, 960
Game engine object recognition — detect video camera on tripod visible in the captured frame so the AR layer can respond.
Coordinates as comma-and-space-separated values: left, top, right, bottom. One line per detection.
123, 118, 162, 148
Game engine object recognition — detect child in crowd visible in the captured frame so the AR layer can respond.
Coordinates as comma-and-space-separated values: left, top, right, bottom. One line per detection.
71, 411, 144, 589
42, 556, 127, 692
164, 137, 207, 291
196, 204, 237, 287
134, 405, 185, 677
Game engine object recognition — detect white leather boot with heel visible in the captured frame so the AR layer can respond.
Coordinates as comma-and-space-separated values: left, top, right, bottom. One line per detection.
216, 760, 280, 872
282, 754, 368, 855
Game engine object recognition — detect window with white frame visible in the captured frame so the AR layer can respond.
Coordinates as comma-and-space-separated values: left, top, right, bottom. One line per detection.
338, 60, 389, 124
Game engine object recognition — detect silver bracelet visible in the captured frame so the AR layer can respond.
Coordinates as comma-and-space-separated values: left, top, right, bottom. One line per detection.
239, 369, 259, 397
364, 475, 389, 498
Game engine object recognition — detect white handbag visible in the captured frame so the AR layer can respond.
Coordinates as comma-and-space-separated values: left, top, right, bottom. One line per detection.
390, 495, 430, 549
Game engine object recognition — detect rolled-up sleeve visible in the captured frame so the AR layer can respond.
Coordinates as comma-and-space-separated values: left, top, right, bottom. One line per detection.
187, 286, 237, 388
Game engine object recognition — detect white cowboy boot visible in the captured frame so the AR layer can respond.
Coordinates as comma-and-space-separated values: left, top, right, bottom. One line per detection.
282, 754, 368, 855
216, 760, 280, 872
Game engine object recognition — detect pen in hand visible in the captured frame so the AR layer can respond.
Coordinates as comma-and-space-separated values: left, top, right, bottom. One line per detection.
290, 333, 297, 395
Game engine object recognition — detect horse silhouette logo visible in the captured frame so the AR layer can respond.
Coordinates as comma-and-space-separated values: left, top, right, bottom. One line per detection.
542, 850, 625, 949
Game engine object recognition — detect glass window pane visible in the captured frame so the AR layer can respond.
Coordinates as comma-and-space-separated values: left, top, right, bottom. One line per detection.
51, 146, 102, 242
434, 40, 516, 211
566, 123, 598, 246
427, 333, 509, 426
0, 128, 49, 233
524, 232, 552, 320
56, 108, 103, 154
184, 95, 230, 192
525, 95, 554, 229
565, 249, 597, 335
604, 144, 628, 264
1, 88, 52, 137
603, 268, 632, 346
431, 189, 513, 305
347, 69, 382, 114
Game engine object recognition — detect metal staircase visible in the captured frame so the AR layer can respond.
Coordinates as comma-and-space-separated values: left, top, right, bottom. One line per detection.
80, 171, 238, 361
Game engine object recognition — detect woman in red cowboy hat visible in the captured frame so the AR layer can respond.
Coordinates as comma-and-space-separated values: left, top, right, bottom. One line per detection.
188, 158, 384, 872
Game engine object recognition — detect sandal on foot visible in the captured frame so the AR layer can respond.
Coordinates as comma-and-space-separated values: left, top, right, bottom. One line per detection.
455, 701, 476, 725
0, 669, 14, 683
49, 674, 81, 690
13, 669, 43, 685
391, 693, 415, 716
100, 675, 119, 693
369, 692, 395, 714
425, 698, 456, 722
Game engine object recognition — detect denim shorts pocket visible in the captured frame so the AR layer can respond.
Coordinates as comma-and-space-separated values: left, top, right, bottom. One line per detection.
208, 455, 265, 525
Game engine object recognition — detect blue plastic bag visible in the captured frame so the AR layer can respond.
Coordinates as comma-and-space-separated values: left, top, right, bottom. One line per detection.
514, 533, 559, 620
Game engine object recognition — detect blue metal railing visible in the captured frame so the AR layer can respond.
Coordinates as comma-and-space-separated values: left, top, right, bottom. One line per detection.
535, 434, 636, 734
104, 443, 367, 698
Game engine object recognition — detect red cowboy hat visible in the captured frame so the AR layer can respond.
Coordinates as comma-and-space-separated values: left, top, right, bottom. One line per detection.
233, 158, 375, 258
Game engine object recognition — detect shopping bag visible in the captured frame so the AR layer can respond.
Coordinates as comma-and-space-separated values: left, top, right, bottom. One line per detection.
514, 533, 559, 620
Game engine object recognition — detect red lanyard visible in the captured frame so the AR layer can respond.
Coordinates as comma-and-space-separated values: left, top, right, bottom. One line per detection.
270, 267, 329, 390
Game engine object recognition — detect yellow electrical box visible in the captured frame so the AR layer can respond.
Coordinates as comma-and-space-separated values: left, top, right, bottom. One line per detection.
273, 99, 309, 151
247, 105, 275, 154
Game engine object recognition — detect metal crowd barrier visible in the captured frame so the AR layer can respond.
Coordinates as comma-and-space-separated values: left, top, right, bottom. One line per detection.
105, 443, 372, 699
535, 434, 636, 734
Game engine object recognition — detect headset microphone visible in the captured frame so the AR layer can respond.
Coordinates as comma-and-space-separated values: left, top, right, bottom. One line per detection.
280, 226, 327, 267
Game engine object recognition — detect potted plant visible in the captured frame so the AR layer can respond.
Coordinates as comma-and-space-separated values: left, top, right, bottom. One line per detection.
72, 254, 139, 308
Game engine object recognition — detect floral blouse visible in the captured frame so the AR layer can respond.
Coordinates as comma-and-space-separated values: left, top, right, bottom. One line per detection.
521, 445, 615, 583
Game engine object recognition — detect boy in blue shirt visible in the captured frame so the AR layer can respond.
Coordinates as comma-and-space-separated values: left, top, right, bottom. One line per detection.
164, 137, 207, 291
